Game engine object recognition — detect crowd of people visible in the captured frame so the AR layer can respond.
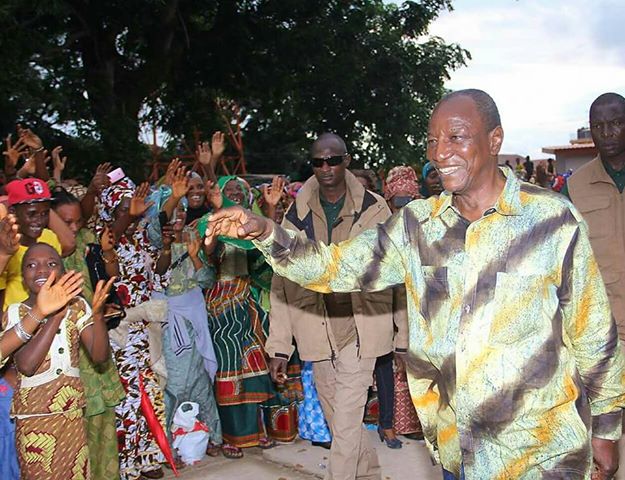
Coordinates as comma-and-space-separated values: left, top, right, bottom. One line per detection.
0, 124, 438, 480
0, 87, 624, 480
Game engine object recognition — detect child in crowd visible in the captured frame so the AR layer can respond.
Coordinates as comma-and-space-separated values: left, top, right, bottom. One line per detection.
5, 243, 114, 480
0, 178, 75, 310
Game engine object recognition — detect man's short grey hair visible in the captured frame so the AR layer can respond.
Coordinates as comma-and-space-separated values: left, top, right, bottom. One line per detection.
437, 89, 502, 132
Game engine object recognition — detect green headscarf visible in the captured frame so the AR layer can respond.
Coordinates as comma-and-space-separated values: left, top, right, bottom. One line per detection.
197, 176, 257, 250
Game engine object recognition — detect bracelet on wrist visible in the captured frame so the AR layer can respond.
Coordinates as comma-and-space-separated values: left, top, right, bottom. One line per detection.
25, 308, 47, 325
14, 321, 32, 343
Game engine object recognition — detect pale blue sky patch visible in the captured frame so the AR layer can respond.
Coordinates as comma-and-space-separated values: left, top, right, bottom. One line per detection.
415, 0, 625, 157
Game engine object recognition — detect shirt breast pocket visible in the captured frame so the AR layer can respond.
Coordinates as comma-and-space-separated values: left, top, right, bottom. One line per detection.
488, 272, 552, 346
420, 266, 450, 324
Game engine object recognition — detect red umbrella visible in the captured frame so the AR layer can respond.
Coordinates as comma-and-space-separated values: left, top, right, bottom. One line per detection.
139, 373, 179, 476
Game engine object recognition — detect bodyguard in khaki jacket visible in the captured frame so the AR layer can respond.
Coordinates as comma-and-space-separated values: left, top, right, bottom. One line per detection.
266, 133, 404, 480
266, 172, 405, 361
566, 92, 625, 341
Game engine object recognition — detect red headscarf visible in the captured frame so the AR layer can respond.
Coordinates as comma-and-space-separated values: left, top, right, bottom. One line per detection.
384, 166, 420, 200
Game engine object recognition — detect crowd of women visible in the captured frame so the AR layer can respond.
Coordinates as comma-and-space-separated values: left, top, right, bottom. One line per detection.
0, 126, 442, 480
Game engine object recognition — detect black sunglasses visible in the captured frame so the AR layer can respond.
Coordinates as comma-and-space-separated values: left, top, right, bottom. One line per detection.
311, 155, 346, 168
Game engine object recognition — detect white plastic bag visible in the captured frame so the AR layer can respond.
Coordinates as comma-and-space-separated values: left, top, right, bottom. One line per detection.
171, 402, 210, 465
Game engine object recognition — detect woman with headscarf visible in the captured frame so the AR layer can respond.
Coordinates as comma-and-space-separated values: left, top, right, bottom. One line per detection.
420, 161, 443, 198
151, 169, 223, 458
51, 187, 126, 480
98, 178, 170, 480
197, 176, 280, 459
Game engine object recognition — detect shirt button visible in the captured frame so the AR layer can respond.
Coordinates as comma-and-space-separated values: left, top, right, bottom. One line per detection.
56, 329, 61, 335
58, 347, 64, 354
55, 368, 62, 375
464, 304, 471, 314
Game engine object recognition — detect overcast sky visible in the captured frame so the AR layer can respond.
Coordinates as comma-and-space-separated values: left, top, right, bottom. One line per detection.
424, 0, 625, 158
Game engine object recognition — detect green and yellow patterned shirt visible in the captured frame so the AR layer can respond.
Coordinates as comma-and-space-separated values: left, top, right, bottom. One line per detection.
255, 168, 625, 479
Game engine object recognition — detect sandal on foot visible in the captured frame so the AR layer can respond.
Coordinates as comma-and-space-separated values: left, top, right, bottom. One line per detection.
140, 467, 164, 479
163, 458, 186, 470
258, 437, 276, 449
222, 444, 244, 459
378, 426, 403, 449
207, 442, 221, 457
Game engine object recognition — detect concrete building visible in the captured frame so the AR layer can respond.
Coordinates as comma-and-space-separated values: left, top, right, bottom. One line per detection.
542, 128, 598, 174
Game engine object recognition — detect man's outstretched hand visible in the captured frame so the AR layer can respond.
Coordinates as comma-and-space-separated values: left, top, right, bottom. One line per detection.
204, 206, 273, 245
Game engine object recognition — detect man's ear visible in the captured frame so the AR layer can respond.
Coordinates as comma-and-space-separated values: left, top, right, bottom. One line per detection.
344, 154, 352, 168
489, 126, 504, 156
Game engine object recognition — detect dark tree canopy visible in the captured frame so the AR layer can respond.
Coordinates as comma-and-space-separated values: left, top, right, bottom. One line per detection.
0, 0, 469, 180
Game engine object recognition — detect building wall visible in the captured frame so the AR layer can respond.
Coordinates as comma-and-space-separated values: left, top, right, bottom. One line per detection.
554, 150, 596, 173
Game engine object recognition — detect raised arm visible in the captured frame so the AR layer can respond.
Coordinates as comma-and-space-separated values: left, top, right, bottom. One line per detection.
160, 160, 189, 220
100, 226, 120, 278
261, 176, 286, 221
80, 277, 115, 364
81, 163, 112, 220
205, 206, 406, 294
13, 270, 84, 376
48, 209, 77, 257
51, 146, 67, 184
0, 214, 21, 279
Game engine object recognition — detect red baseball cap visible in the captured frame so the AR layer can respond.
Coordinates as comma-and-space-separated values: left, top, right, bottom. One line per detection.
6, 178, 51, 206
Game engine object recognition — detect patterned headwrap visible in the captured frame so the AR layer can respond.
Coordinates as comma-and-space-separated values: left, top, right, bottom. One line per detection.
197, 176, 262, 251
63, 183, 88, 201
97, 177, 163, 306
384, 166, 420, 200
97, 177, 136, 228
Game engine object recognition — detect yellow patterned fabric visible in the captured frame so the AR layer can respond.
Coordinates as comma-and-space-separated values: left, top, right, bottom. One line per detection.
6, 299, 89, 418
16, 410, 90, 479
254, 168, 625, 479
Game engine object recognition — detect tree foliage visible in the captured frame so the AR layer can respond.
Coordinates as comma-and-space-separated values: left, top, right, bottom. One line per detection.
0, 0, 468, 180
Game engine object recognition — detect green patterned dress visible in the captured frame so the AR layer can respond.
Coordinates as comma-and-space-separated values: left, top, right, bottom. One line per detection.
63, 228, 126, 480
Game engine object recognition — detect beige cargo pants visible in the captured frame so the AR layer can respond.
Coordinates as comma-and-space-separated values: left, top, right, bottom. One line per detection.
312, 341, 382, 480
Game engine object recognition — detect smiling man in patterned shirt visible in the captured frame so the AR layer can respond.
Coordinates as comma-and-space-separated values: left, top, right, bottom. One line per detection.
205, 89, 625, 480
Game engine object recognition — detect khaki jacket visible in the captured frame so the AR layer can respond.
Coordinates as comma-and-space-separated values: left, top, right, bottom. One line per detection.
266, 170, 407, 361
568, 156, 625, 339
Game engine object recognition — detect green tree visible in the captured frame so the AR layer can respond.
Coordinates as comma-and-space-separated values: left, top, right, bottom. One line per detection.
0, 0, 468, 180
